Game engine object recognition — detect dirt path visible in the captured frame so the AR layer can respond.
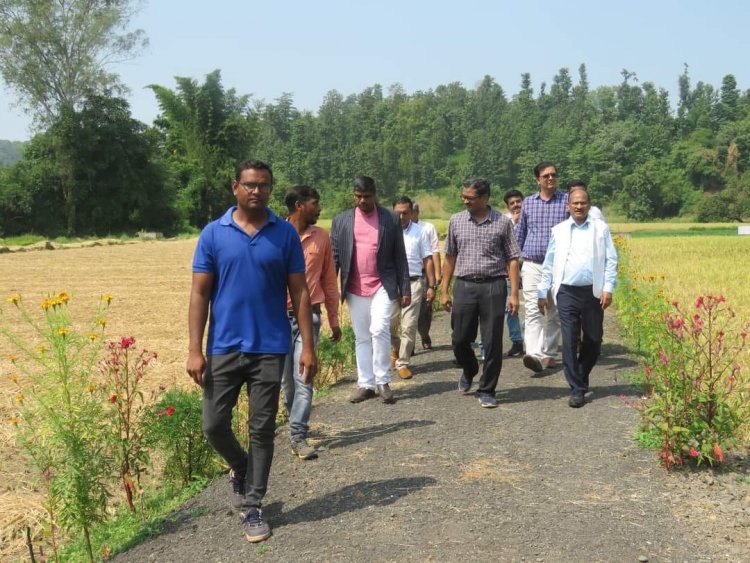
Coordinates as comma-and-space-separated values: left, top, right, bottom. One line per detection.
114, 311, 749, 563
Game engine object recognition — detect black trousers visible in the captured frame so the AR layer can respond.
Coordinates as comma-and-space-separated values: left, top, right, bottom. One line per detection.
451, 278, 506, 395
556, 284, 603, 396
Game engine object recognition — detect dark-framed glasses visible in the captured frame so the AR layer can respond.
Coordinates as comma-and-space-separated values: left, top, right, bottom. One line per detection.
541, 173, 558, 180
238, 181, 272, 193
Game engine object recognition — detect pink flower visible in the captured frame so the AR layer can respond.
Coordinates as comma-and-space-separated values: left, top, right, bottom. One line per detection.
120, 336, 136, 349
109, 394, 118, 404
689, 447, 699, 458
695, 296, 704, 309
43, 467, 53, 480
712, 444, 725, 463
165, 405, 175, 416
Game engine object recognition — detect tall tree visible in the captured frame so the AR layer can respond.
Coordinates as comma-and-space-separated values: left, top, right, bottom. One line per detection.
0, 0, 147, 125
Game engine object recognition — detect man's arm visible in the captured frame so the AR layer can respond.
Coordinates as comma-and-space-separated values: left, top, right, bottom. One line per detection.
507, 258, 520, 315
423, 256, 436, 303
537, 234, 556, 316
601, 226, 619, 310
186, 272, 214, 387
440, 253, 456, 311
320, 236, 342, 342
392, 218, 411, 307
288, 272, 317, 383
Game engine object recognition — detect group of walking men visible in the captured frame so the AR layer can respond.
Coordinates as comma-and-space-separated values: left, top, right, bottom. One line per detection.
186, 158, 618, 543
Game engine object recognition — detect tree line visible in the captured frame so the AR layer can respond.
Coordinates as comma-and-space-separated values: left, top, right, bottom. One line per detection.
1, 65, 749, 237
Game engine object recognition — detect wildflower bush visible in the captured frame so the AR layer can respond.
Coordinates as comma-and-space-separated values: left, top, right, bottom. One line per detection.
1, 292, 112, 562
614, 240, 750, 469
143, 388, 220, 487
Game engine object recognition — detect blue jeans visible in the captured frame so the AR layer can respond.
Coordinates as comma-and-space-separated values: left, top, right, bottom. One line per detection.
505, 279, 522, 343
282, 306, 321, 441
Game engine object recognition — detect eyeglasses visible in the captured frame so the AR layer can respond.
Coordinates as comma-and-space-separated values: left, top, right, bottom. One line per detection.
540, 173, 558, 180
237, 181, 272, 193
461, 194, 481, 202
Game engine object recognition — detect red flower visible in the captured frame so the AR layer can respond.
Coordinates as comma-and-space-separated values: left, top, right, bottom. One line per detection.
689, 447, 699, 458
165, 405, 175, 416
712, 444, 725, 463
120, 336, 136, 349
109, 394, 118, 403
695, 296, 704, 309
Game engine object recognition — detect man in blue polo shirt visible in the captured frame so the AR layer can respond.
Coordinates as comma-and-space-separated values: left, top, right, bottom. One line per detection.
187, 159, 316, 544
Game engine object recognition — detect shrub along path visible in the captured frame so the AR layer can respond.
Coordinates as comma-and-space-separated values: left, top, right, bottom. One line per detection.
115, 311, 748, 562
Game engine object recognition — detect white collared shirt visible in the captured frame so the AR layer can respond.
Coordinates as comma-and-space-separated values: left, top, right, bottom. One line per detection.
402, 221, 432, 277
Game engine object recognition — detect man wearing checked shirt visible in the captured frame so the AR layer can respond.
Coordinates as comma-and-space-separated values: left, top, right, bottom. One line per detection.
515, 162, 569, 373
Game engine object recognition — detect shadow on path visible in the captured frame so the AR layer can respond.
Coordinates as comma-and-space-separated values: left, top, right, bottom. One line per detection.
502, 383, 637, 404
266, 476, 438, 528
397, 380, 457, 400
316, 419, 436, 450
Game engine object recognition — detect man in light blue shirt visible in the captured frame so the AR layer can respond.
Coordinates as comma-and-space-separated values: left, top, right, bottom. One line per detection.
537, 185, 618, 408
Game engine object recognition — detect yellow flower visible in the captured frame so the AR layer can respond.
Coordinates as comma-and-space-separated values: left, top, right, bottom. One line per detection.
15, 394, 23, 405
41, 299, 52, 311
101, 294, 113, 305
88, 333, 98, 341
6, 294, 21, 305
8, 354, 18, 364
9, 415, 20, 426
38, 344, 47, 354
9, 374, 18, 384
57, 291, 70, 303
86, 383, 96, 394
98, 318, 107, 328
57, 327, 69, 337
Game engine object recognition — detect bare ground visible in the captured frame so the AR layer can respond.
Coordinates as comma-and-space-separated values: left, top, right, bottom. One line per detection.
114, 311, 749, 563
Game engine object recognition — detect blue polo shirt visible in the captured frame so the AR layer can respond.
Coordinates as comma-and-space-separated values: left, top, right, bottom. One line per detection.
192, 207, 305, 355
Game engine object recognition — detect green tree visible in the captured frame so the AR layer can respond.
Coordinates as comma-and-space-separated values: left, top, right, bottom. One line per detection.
0, 0, 147, 125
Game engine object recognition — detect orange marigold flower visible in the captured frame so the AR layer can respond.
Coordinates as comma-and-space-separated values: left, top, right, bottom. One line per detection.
88, 333, 98, 341
98, 318, 107, 328
86, 383, 96, 394
57, 291, 70, 303
8, 354, 18, 363
38, 344, 47, 354
15, 394, 23, 404
41, 299, 52, 311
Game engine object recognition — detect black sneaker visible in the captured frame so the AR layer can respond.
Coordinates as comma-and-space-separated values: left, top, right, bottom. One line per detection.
568, 393, 585, 408
291, 438, 318, 460
377, 383, 395, 404
229, 469, 246, 509
458, 374, 473, 394
506, 341, 524, 358
241, 507, 272, 542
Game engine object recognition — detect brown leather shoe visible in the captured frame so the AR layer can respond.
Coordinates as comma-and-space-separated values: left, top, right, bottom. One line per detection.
349, 387, 376, 403
390, 350, 398, 368
377, 384, 395, 404
523, 354, 544, 373
397, 367, 413, 379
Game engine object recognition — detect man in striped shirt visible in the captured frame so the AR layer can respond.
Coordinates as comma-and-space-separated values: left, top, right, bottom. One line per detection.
515, 162, 569, 373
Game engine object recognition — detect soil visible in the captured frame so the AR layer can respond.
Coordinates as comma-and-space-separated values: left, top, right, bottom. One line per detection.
113, 309, 749, 563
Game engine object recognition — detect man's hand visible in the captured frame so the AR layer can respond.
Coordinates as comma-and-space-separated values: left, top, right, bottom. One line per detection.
401, 295, 411, 307
441, 290, 452, 312
538, 297, 548, 316
425, 286, 436, 304
600, 292, 613, 310
299, 346, 317, 384
330, 326, 342, 343
186, 350, 206, 387
507, 294, 519, 316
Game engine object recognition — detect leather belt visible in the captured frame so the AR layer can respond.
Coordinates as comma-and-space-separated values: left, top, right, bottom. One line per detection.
409, 276, 421, 281
523, 258, 544, 265
458, 276, 503, 283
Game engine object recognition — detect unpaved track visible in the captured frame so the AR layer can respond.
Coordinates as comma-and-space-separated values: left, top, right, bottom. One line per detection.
114, 310, 748, 562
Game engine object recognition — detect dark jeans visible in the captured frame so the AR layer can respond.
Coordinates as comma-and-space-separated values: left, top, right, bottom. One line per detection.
451, 278, 506, 395
417, 277, 433, 345
202, 352, 284, 509
557, 284, 603, 396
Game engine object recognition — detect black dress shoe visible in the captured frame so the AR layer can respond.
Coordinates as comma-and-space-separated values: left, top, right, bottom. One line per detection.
568, 393, 585, 408
506, 342, 524, 357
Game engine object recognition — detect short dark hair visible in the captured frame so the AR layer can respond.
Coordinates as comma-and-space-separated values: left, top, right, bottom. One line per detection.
533, 161, 556, 178
462, 178, 490, 197
235, 159, 273, 184
503, 189, 524, 204
566, 180, 587, 191
285, 185, 321, 213
392, 195, 413, 209
353, 176, 377, 194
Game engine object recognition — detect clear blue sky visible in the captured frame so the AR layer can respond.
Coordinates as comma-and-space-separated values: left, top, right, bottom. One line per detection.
2, 0, 749, 141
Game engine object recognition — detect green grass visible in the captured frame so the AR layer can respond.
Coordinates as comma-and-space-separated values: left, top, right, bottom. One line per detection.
59, 476, 216, 561
628, 227, 738, 238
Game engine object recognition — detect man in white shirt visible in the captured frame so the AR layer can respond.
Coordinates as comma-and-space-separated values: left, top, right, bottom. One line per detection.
412, 202, 441, 350
537, 185, 618, 408
391, 197, 437, 379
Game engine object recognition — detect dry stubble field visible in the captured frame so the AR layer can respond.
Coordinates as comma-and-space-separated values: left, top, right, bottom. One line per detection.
0, 238, 200, 557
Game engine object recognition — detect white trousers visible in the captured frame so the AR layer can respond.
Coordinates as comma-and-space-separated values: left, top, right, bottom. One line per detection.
521, 261, 560, 360
347, 286, 395, 389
